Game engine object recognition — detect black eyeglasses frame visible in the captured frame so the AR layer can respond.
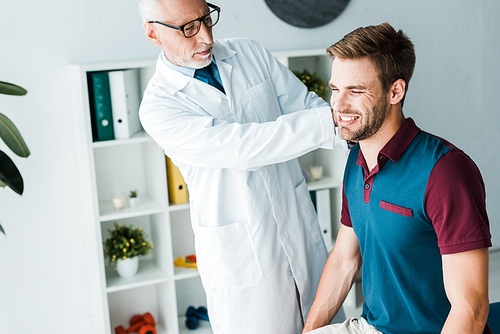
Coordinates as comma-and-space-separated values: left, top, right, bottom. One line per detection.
148, 3, 220, 38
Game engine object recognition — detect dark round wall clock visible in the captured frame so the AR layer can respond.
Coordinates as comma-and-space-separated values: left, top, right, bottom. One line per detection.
264, 0, 351, 28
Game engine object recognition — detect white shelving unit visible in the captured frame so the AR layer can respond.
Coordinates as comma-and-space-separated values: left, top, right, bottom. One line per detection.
70, 49, 347, 334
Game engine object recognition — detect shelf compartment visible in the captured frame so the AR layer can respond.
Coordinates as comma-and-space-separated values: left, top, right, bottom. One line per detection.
107, 281, 178, 334
105, 260, 170, 293
93, 139, 168, 210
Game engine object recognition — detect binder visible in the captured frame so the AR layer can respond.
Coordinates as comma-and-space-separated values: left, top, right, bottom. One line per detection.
311, 189, 333, 250
88, 71, 114, 141
109, 69, 142, 139
166, 156, 188, 204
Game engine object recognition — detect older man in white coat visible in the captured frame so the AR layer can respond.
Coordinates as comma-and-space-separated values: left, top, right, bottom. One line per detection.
137, 0, 345, 333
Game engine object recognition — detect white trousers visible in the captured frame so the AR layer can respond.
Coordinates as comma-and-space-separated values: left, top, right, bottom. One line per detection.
305, 317, 383, 334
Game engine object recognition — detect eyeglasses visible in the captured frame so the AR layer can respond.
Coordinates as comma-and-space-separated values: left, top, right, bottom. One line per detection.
149, 3, 220, 38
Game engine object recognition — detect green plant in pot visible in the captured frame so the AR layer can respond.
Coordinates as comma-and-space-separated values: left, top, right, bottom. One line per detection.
103, 222, 154, 278
0, 81, 31, 236
128, 189, 140, 208
293, 69, 329, 100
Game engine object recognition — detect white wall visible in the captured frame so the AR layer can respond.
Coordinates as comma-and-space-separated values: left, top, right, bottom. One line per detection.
0, 0, 498, 333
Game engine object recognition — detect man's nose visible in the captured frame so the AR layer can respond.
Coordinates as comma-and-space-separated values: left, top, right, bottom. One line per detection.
195, 22, 213, 45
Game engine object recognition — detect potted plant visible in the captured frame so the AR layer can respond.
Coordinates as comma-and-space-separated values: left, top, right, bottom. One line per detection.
0, 81, 31, 236
103, 222, 154, 278
293, 69, 329, 100
128, 189, 140, 208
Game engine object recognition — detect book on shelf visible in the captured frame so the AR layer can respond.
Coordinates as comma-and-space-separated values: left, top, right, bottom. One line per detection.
87, 71, 115, 142
166, 156, 188, 204
109, 69, 142, 139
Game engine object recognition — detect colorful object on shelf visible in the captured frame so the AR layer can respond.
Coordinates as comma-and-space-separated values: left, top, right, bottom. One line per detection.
185, 254, 197, 263
114, 312, 156, 334
185, 306, 210, 330
166, 156, 189, 204
174, 254, 197, 269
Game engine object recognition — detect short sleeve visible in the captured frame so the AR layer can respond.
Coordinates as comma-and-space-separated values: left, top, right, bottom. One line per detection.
341, 185, 353, 227
425, 150, 491, 255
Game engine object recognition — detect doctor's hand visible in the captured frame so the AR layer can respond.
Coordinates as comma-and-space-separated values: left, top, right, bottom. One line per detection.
331, 109, 338, 127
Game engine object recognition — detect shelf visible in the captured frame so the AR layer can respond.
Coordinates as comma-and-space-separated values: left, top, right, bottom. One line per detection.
178, 316, 213, 334
99, 196, 166, 222
92, 131, 153, 149
105, 260, 170, 293
307, 176, 341, 191
174, 266, 200, 281
169, 202, 190, 212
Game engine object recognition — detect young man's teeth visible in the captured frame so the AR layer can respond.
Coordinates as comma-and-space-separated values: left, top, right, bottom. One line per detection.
341, 116, 357, 121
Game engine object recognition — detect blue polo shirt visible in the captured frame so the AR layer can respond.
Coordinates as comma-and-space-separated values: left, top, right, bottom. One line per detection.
341, 118, 491, 334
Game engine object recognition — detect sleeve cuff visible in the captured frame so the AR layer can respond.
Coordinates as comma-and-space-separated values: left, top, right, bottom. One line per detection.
317, 107, 335, 149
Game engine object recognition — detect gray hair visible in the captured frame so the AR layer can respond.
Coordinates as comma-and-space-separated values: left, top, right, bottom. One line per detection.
137, 0, 165, 23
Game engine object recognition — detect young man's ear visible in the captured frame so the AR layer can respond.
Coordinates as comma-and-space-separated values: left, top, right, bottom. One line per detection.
144, 23, 162, 46
389, 79, 406, 105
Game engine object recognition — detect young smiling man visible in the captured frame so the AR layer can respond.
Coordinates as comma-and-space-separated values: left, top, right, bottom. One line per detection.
303, 23, 492, 334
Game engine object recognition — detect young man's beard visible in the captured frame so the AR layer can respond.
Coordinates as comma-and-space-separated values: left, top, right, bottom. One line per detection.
338, 97, 389, 142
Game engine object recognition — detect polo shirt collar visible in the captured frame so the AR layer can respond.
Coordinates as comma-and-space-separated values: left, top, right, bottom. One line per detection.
356, 117, 421, 172
379, 118, 421, 163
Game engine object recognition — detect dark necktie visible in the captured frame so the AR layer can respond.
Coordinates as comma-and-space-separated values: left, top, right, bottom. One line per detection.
194, 63, 225, 94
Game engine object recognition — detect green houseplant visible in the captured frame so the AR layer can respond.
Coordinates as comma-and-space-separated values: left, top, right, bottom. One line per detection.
293, 69, 329, 100
0, 81, 31, 235
128, 189, 140, 208
103, 222, 154, 277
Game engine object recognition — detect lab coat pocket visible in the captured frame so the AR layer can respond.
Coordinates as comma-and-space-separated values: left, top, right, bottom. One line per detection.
241, 77, 281, 122
195, 221, 263, 289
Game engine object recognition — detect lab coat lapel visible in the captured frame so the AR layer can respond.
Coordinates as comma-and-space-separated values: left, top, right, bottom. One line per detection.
155, 55, 190, 94
213, 42, 235, 105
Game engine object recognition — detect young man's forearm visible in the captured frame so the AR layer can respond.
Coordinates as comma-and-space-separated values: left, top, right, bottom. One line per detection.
303, 249, 361, 332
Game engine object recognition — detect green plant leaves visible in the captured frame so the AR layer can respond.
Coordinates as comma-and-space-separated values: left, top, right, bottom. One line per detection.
0, 81, 28, 236
0, 150, 24, 195
0, 112, 30, 158
0, 81, 27, 96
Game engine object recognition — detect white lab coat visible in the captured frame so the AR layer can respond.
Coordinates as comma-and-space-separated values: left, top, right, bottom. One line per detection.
140, 38, 345, 334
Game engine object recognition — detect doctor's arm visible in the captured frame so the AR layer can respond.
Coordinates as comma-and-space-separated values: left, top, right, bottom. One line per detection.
140, 101, 334, 171
441, 248, 489, 334
302, 224, 362, 333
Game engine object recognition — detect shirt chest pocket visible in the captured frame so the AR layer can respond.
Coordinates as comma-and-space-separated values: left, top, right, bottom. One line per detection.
380, 200, 413, 217
234, 77, 282, 123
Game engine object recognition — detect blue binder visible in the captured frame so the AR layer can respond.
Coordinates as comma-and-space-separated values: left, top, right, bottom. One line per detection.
87, 71, 114, 141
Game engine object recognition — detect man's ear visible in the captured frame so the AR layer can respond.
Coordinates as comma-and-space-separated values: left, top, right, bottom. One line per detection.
389, 79, 406, 105
144, 22, 162, 46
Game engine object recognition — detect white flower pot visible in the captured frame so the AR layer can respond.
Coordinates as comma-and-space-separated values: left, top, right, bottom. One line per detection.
116, 257, 139, 278
128, 197, 141, 208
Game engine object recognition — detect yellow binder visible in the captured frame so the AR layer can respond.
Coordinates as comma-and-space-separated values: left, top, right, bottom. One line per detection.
166, 156, 188, 204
